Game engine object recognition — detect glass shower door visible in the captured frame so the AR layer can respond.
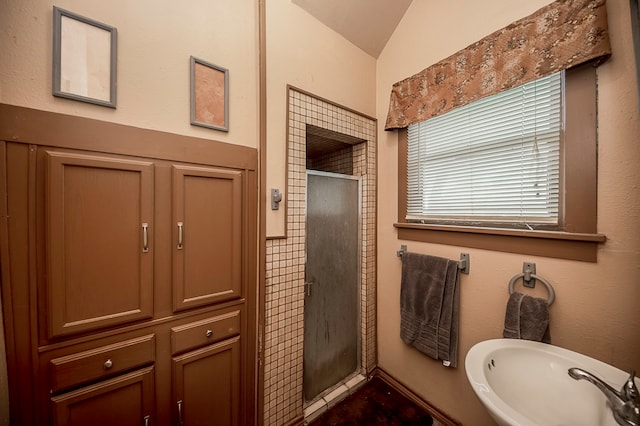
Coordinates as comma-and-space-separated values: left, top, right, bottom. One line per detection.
304, 171, 360, 402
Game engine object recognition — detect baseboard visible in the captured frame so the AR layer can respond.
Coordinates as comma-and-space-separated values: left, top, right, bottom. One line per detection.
372, 367, 461, 426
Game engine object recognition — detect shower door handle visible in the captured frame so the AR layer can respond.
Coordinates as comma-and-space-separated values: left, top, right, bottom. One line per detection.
304, 281, 313, 297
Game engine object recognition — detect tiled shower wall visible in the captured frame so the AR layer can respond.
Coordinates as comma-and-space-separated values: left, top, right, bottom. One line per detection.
264, 88, 377, 425
307, 146, 353, 174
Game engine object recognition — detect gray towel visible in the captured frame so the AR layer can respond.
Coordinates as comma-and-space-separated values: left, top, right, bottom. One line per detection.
400, 252, 460, 367
503, 292, 551, 343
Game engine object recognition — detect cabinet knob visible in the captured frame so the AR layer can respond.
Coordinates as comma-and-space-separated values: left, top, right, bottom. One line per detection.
205, 329, 213, 338
104, 359, 113, 369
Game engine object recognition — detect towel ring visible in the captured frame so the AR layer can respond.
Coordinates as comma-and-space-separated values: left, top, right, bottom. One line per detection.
508, 273, 555, 306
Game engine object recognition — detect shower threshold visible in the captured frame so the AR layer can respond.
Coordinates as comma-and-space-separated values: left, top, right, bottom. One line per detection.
303, 373, 367, 424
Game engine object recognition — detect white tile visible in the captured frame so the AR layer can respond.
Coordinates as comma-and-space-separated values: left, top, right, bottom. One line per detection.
323, 384, 349, 408
345, 374, 366, 393
303, 399, 327, 423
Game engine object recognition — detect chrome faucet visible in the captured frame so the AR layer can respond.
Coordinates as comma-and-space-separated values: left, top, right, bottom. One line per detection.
568, 367, 640, 426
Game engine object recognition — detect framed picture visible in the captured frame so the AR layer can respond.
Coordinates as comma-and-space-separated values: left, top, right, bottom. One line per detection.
190, 56, 229, 132
52, 7, 117, 108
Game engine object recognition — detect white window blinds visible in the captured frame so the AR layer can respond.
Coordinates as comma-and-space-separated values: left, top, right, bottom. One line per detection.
406, 71, 563, 226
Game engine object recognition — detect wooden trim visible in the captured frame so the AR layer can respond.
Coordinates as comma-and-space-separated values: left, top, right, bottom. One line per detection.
0, 104, 257, 171
265, 84, 292, 241
29, 145, 46, 423
398, 128, 408, 223
563, 63, 598, 233
630, 0, 640, 108
395, 223, 605, 242
395, 223, 602, 262
0, 142, 37, 424
246, 167, 259, 426
0, 141, 19, 422
372, 367, 461, 426
258, 0, 267, 423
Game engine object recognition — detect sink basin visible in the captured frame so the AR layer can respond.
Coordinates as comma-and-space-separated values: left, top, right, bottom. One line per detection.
465, 338, 636, 426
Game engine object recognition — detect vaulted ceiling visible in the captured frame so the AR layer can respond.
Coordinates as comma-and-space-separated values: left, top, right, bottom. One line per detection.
291, 0, 413, 58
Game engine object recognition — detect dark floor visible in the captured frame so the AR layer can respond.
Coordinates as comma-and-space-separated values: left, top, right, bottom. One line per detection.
309, 377, 434, 426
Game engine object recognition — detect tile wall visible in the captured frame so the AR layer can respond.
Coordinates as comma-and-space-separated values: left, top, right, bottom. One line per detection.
264, 88, 377, 425
306, 145, 353, 175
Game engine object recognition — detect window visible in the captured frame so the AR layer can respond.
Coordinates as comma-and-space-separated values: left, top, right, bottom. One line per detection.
406, 72, 562, 228
396, 63, 605, 262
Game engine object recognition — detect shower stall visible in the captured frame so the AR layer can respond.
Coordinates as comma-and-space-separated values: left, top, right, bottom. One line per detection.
303, 171, 361, 401
263, 87, 377, 425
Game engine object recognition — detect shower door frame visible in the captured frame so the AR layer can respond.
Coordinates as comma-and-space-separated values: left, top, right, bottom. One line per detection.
303, 169, 363, 404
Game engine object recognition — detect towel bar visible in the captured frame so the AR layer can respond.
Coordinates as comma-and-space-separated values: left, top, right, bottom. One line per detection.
397, 245, 470, 275
508, 262, 555, 305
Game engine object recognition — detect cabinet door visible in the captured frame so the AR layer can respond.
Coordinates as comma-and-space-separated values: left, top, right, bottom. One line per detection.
172, 165, 242, 311
172, 337, 240, 426
46, 151, 154, 337
51, 366, 155, 426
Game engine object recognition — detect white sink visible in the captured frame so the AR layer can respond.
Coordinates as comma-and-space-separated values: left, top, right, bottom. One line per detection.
465, 338, 637, 426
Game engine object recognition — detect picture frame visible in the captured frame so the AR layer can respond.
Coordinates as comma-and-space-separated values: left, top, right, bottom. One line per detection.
52, 7, 117, 108
190, 56, 229, 132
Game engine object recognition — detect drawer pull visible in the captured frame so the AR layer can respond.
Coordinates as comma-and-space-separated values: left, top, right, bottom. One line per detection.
177, 400, 184, 426
205, 329, 213, 338
103, 359, 113, 369
144, 415, 150, 426
177, 222, 184, 250
142, 223, 149, 253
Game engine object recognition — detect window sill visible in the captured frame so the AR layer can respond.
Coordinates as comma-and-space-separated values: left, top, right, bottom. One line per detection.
393, 223, 606, 262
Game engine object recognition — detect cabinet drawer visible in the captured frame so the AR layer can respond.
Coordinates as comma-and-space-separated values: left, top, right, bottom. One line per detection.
51, 366, 155, 426
171, 310, 241, 354
49, 334, 155, 394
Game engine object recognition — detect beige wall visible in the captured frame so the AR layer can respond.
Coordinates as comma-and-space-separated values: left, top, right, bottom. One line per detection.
265, 1, 376, 237
376, 0, 640, 424
263, 3, 377, 423
0, 0, 258, 148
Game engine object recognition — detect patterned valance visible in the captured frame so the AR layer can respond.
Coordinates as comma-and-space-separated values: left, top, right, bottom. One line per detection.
385, 0, 611, 130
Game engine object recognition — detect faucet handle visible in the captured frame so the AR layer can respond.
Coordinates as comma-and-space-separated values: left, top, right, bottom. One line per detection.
621, 370, 639, 402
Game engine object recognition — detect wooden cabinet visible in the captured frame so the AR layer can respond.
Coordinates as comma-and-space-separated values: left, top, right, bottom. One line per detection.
49, 334, 156, 393
170, 310, 242, 425
0, 111, 257, 426
45, 151, 155, 337
172, 165, 243, 312
51, 366, 155, 426
170, 310, 241, 355
172, 338, 241, 426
